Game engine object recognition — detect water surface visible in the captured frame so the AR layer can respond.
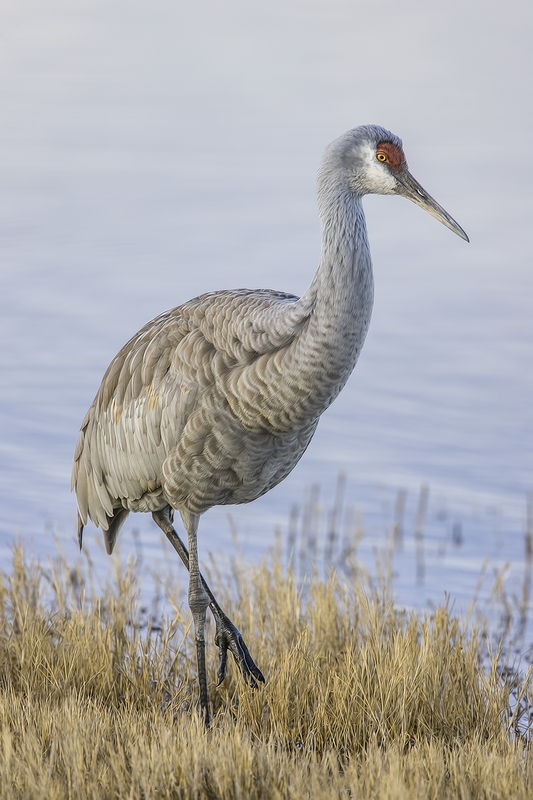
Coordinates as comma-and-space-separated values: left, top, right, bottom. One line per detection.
0, 0, 531, 625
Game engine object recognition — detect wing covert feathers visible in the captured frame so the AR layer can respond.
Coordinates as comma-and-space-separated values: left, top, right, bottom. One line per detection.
72, 288, 315, 544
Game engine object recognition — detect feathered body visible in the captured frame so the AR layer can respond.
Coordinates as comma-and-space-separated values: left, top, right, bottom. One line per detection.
73, 127, 378, 552
72, 124, 468, 722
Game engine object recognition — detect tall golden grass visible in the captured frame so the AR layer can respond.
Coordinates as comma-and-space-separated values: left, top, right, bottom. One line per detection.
0, 540, 531, 799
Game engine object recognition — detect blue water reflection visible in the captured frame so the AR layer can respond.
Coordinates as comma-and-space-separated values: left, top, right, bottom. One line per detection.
0, 1, 531, 630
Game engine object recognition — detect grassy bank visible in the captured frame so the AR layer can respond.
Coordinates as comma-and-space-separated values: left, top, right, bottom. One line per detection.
0, 543, 531, 799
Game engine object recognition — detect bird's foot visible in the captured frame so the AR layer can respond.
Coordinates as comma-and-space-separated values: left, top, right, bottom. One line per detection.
213, 611, 265, 688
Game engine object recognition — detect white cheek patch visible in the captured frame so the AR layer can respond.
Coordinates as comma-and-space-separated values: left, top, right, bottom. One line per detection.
359, 143, 397, 194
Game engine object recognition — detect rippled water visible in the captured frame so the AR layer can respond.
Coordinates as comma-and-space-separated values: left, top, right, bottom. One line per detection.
0, 0, 531, 624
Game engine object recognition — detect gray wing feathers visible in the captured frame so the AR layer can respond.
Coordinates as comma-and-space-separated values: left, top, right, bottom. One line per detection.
72, 288, 309, 543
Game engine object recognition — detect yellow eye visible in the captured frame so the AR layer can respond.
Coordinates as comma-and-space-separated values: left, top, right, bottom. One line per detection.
376, 152, 387, 162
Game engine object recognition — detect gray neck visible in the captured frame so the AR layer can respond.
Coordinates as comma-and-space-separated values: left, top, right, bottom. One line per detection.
288, 181, 374, 420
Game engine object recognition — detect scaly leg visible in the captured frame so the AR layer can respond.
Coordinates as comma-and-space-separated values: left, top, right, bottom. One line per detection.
181, 510, 211, 724
152, 508, 264, 691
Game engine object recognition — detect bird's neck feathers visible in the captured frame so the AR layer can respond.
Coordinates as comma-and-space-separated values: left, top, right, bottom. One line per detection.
301, 181, 374, 352
312, 158, 374, 300
286, 182, 374, 419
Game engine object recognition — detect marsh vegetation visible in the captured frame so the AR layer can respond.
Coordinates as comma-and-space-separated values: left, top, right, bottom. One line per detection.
0, 532, 532, 799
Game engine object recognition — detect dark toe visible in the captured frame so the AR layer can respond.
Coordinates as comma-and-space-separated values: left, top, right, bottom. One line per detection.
214, 614, 264, 687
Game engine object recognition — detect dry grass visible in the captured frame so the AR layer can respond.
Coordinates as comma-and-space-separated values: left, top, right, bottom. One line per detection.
0, 542, 532, 799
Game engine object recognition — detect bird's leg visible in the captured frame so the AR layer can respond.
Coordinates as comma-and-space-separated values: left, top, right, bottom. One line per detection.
209, 599, 264, 690
182, 510, 211, 725
152, 508, 265, 689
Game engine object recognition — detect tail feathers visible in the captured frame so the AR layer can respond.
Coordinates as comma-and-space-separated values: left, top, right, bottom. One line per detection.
77, 507, 130, 555
104, 508, 130, 555
77, 514, 84, 550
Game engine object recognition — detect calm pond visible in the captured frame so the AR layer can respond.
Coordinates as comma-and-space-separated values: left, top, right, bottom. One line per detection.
0, 1, 531, 632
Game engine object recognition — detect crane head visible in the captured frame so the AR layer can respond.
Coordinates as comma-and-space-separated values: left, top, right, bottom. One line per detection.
375, 140, 469, 242
321, 125, 469, 242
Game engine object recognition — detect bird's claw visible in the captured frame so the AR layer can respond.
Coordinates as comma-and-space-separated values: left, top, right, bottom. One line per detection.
213, 612, 265, 688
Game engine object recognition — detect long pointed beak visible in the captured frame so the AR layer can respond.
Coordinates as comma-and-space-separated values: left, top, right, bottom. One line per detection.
395, 170, 469, 242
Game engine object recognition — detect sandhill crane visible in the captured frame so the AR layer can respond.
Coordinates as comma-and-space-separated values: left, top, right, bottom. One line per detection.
72, 125, 468, 724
